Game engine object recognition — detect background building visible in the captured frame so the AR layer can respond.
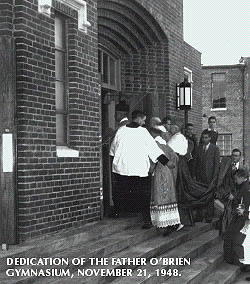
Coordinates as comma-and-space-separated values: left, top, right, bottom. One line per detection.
0, 0, 202, 243
202, 57, 250, 164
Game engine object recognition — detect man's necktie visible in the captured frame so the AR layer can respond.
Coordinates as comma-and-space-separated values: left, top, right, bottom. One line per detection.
232, 162, 237, 174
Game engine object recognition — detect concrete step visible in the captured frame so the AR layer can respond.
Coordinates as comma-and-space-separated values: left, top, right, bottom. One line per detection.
0, 216, 141, 272
75, 222, 217, 284
1, 221, 216, 284
163, 243, 224, 284
111, 228, 220, 284
201, 262, 241, 284
233, 272, 250, 283
0, 222, 157, 284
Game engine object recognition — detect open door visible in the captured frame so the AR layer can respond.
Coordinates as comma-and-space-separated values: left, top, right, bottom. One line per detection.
101, 89, 116, 216
0, 36, 17, 245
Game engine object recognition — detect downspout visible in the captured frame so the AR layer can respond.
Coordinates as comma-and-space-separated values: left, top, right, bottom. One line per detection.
242, 64, 245, 161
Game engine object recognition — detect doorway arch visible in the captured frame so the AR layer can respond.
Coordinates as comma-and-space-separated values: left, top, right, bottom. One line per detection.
97, 0, 169, 214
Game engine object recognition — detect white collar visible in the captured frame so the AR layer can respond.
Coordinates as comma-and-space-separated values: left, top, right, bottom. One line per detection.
208, 128, 217, 132
233, 161, 240, 169
120, 117, 128, 123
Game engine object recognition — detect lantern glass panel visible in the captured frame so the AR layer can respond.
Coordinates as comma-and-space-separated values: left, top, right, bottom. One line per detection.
180, 88, 184, 106
185, 87, 191, 106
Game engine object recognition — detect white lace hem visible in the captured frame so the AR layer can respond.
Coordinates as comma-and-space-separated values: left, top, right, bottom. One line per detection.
150, 203, 181, 228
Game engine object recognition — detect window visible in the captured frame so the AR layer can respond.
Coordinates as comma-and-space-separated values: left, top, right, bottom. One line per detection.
55, 14, 68, 146
217, 134, 232, 156
212, 73, 226, 109
98, 49, 121, 91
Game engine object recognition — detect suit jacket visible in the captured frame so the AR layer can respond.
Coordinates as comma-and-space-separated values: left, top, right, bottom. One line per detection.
193, 143, 220, 188
185, 134, 198, 159
216, 157, 249, 202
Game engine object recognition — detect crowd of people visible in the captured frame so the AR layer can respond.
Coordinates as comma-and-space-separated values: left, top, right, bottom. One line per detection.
109, 109, 250, 279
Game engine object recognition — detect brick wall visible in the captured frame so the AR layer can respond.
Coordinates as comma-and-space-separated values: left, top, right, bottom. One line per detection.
202, 65, 244, 155
184, 41, 202, 135
0, 0, 203, 241
117, 0, 186, 122
14, 0, 100, 241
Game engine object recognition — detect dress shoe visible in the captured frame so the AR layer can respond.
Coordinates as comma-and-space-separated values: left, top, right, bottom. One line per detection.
142, 223, 153, 229
176, 224, 184, 231
110, 212, 120, 218
245, 276, 250, 281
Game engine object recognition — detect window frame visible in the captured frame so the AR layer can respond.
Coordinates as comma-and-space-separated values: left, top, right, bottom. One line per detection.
217, 133, 232, 157
55, 13, 69, 146
98, 49, 121, 91
211, 72, 227, 110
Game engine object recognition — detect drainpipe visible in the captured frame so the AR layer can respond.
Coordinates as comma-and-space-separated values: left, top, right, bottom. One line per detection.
242, 65, 245, 161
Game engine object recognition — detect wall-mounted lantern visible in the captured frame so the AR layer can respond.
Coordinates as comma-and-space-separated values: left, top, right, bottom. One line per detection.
176, 78, 192, 110
176, 78, 192, 125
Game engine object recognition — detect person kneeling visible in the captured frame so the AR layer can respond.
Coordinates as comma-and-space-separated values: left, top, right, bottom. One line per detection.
223, 168, 250, 272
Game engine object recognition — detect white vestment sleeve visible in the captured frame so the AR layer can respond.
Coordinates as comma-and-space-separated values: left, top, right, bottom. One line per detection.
144, 129, 164, 163
109, 134, 116, 156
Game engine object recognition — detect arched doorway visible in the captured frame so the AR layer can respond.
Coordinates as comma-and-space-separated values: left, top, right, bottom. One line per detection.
97, 0, 169, 215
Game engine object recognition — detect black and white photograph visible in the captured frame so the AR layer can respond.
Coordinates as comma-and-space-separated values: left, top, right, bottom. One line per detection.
0, 0, 250, 283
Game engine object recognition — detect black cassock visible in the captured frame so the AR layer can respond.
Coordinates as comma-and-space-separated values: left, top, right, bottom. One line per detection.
176, 156, 214, 225
223, 180, 250, 265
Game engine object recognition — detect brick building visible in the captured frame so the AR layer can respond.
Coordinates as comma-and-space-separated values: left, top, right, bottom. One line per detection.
0, 0, 202, 243
202, 57, 250, 164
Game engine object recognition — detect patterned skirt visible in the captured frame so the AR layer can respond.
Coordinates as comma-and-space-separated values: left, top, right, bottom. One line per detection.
150, 202, 180, 228
150, 149, 180, 228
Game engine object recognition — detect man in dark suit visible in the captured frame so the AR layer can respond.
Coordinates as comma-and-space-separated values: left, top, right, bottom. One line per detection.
216, 149, 248, 204
216, 149, 249, 234
184, 123, 198, 174
199, 116, 218, 145
193, 129, 220, 222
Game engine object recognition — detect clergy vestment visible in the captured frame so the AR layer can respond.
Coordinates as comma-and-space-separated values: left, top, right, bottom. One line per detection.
193, 143, 220, 222
110, 122, 168, 224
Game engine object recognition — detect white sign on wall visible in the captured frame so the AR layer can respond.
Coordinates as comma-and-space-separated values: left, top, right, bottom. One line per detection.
2, 133, 13, 173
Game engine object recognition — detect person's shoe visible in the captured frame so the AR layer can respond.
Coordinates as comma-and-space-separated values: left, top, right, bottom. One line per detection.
176, 224, 184, 231
245, 276, 250, 281
142, 223, 153, 229
110, 211, 120, 218
205, 219, 212, 223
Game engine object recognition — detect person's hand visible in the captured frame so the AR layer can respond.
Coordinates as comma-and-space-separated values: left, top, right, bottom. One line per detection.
166, 161, 175, 169
236, 208, 244, 216
228, 193, 234, 201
